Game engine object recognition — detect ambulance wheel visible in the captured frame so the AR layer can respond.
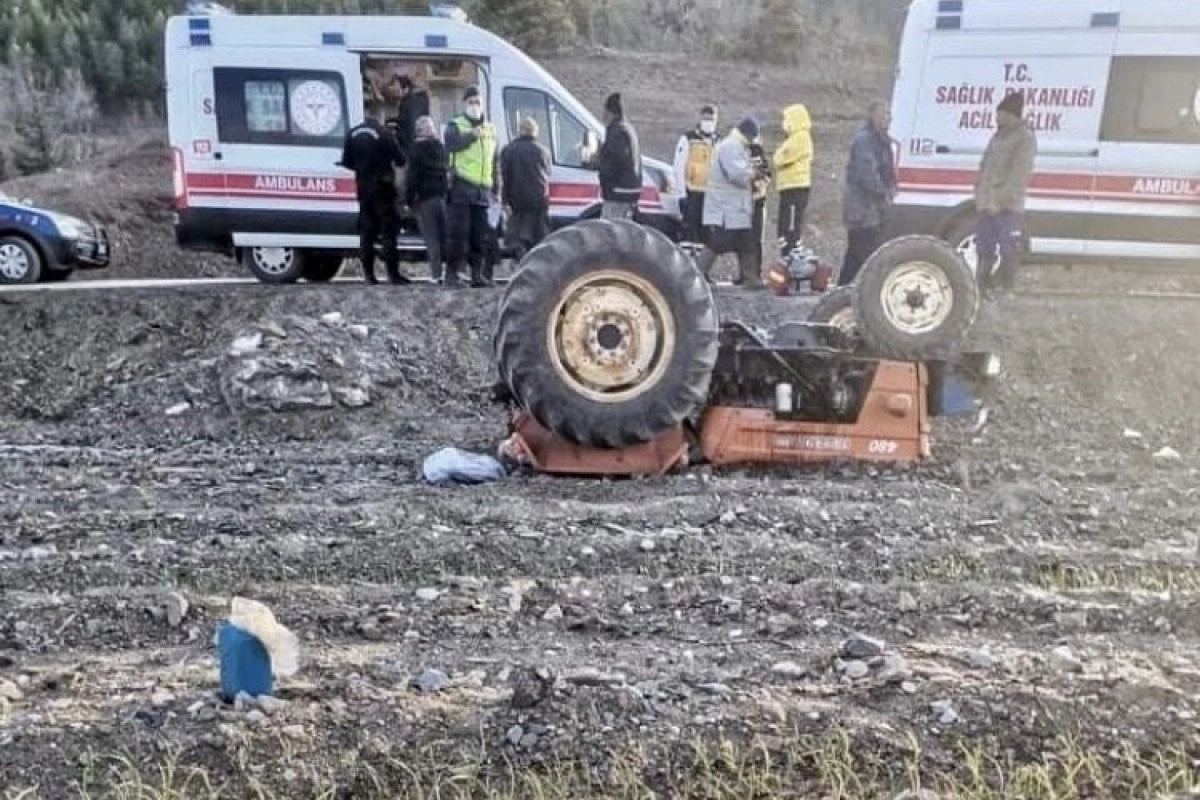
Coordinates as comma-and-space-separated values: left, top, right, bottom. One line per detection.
0, 236, 42, 284
243, 246, 304, 284
853, 235, 979, 362
945, 213, 981, 277
301, 252, 344, 283
494, 218, 718, 448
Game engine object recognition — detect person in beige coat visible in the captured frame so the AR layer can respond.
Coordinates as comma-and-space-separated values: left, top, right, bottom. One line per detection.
974, 91, 1037, 295
695, 117, 765, 288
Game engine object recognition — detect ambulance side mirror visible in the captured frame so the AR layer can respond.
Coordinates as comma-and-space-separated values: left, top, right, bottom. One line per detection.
580, 130, 599, 168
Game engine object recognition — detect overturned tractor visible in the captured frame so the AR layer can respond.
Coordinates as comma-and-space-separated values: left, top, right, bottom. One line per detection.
492, 220, 979, 474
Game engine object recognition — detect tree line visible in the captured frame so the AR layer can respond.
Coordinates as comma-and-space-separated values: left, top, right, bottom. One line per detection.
0, 0, 900, 113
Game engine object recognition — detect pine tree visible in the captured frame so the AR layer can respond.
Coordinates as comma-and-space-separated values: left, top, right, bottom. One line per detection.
469, 0, 576, 54
746, 0, 805, 64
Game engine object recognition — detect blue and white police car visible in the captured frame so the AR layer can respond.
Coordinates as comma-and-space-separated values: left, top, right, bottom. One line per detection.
0, 193, 111, 284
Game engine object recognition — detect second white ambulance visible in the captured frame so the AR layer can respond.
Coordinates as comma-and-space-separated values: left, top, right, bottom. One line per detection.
889, 0, 1200, 267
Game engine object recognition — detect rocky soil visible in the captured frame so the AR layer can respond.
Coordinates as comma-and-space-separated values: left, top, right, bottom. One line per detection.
2, 282, 1200, 798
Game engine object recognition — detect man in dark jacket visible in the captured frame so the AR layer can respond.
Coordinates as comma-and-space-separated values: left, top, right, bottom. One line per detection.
839, 100, 897, 286
339, 99, 408, 285
594, 92, 643, 220
444, 86, 500, 288
387, 75, 431, 158
974, 91, 1037, 295
499, 116, 552, 260
405, 115, 450, 284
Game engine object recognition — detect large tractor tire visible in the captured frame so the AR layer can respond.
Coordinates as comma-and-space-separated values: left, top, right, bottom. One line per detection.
852, 235, 979, 362
808, 285, 858, 336
493, 218, 719, 448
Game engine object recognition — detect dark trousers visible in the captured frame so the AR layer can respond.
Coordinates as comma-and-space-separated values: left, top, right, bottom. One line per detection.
507, 206, 551, 260
446, 201, 489, 285
839, 225, 884, 287
777, 187, 810, 254
682, 190, 706, 244
696, 227, 761, 286
751, 197, 766, 269
415, 196, 447, 281
976, 211, 1022, 290
357, 180, 399, 282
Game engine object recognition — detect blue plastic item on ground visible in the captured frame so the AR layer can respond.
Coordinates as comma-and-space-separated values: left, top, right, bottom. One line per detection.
217, 622, 274, 702
940, 374, 976, 416
422, 447, 507, 485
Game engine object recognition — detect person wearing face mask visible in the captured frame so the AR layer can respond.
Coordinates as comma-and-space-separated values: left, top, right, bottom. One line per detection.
444, 86, 500, 288
672, 105, 719, 246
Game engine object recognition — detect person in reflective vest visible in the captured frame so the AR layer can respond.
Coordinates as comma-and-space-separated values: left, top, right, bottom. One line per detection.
672, 105, 719, 246
444, 85, 500, 288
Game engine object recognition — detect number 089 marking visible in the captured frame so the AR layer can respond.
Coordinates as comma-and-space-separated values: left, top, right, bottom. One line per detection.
868, 439, 900, 455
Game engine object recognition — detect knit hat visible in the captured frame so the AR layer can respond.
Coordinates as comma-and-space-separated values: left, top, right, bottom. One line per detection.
463, 85, 480, 102
736, 116, 760, 140
415, 115, 437, 140
997, 91, 1024, 117
701, 104, 717, 116
604, 92, 623, 117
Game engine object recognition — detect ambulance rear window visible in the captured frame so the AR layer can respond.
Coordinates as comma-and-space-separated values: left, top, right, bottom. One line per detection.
215, 67, 348, 147
1101, 57, 1200, 144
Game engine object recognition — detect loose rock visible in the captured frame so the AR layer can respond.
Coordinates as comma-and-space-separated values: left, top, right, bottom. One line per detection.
930, 699, 958, 725
842, 660, 871, 680
770, 661, 808, 680
897, 592, 919, 613
966, 649, 998, 670
542, 604, 564, 622
0, 679, 22, 702
1049, 646, 1084, 673
164, 591, 189, 628
413, 669, 451, 694
766, 612, 801, 636
840, 633, 886, 660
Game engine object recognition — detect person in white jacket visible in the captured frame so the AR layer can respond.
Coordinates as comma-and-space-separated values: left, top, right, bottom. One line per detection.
671, 105, 719, 246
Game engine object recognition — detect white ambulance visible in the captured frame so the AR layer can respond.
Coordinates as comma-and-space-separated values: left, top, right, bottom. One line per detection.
164, 12, 682, 283
889, 0, 1200, 268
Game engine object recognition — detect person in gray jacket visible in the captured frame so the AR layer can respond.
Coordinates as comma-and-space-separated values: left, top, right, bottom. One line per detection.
839, 101, 897, 287
695, 117, 765, 288
975, 91, 1037, 294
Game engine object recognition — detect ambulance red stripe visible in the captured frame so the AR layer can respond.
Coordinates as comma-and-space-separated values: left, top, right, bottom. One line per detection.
183, 173, 664, 205
899, 167, 1200, 205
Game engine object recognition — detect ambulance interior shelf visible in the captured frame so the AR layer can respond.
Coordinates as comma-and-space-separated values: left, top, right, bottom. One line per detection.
361, 55, 485, 129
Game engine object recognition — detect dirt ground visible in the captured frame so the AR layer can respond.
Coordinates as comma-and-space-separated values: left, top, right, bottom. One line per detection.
2, 282, 1200, 799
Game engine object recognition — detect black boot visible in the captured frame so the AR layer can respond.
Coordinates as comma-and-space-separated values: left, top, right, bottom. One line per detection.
362, 260, 379, 285
386, 263, 411, 285
469, 264, 490, 289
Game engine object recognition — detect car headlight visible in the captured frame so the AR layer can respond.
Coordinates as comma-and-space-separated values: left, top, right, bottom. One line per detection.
46, 212, 89, 240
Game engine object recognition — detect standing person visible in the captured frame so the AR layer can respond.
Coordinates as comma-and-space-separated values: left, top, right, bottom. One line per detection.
595, 92, 643, 220
672, 104, 719, 245
499, 116, 552, 260
840, 100, 897, 287
695, 117, 764, 288
388, 75, 431, 158
405, 115, 450, 284
444, 86, 500, 288
748, 135, 772, 271
773, 103, 813, 255
974, 91, 1037, 296
339, 99, 408, 285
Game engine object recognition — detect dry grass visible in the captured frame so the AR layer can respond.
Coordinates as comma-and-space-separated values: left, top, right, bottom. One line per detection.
5, 729, 1199, 800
